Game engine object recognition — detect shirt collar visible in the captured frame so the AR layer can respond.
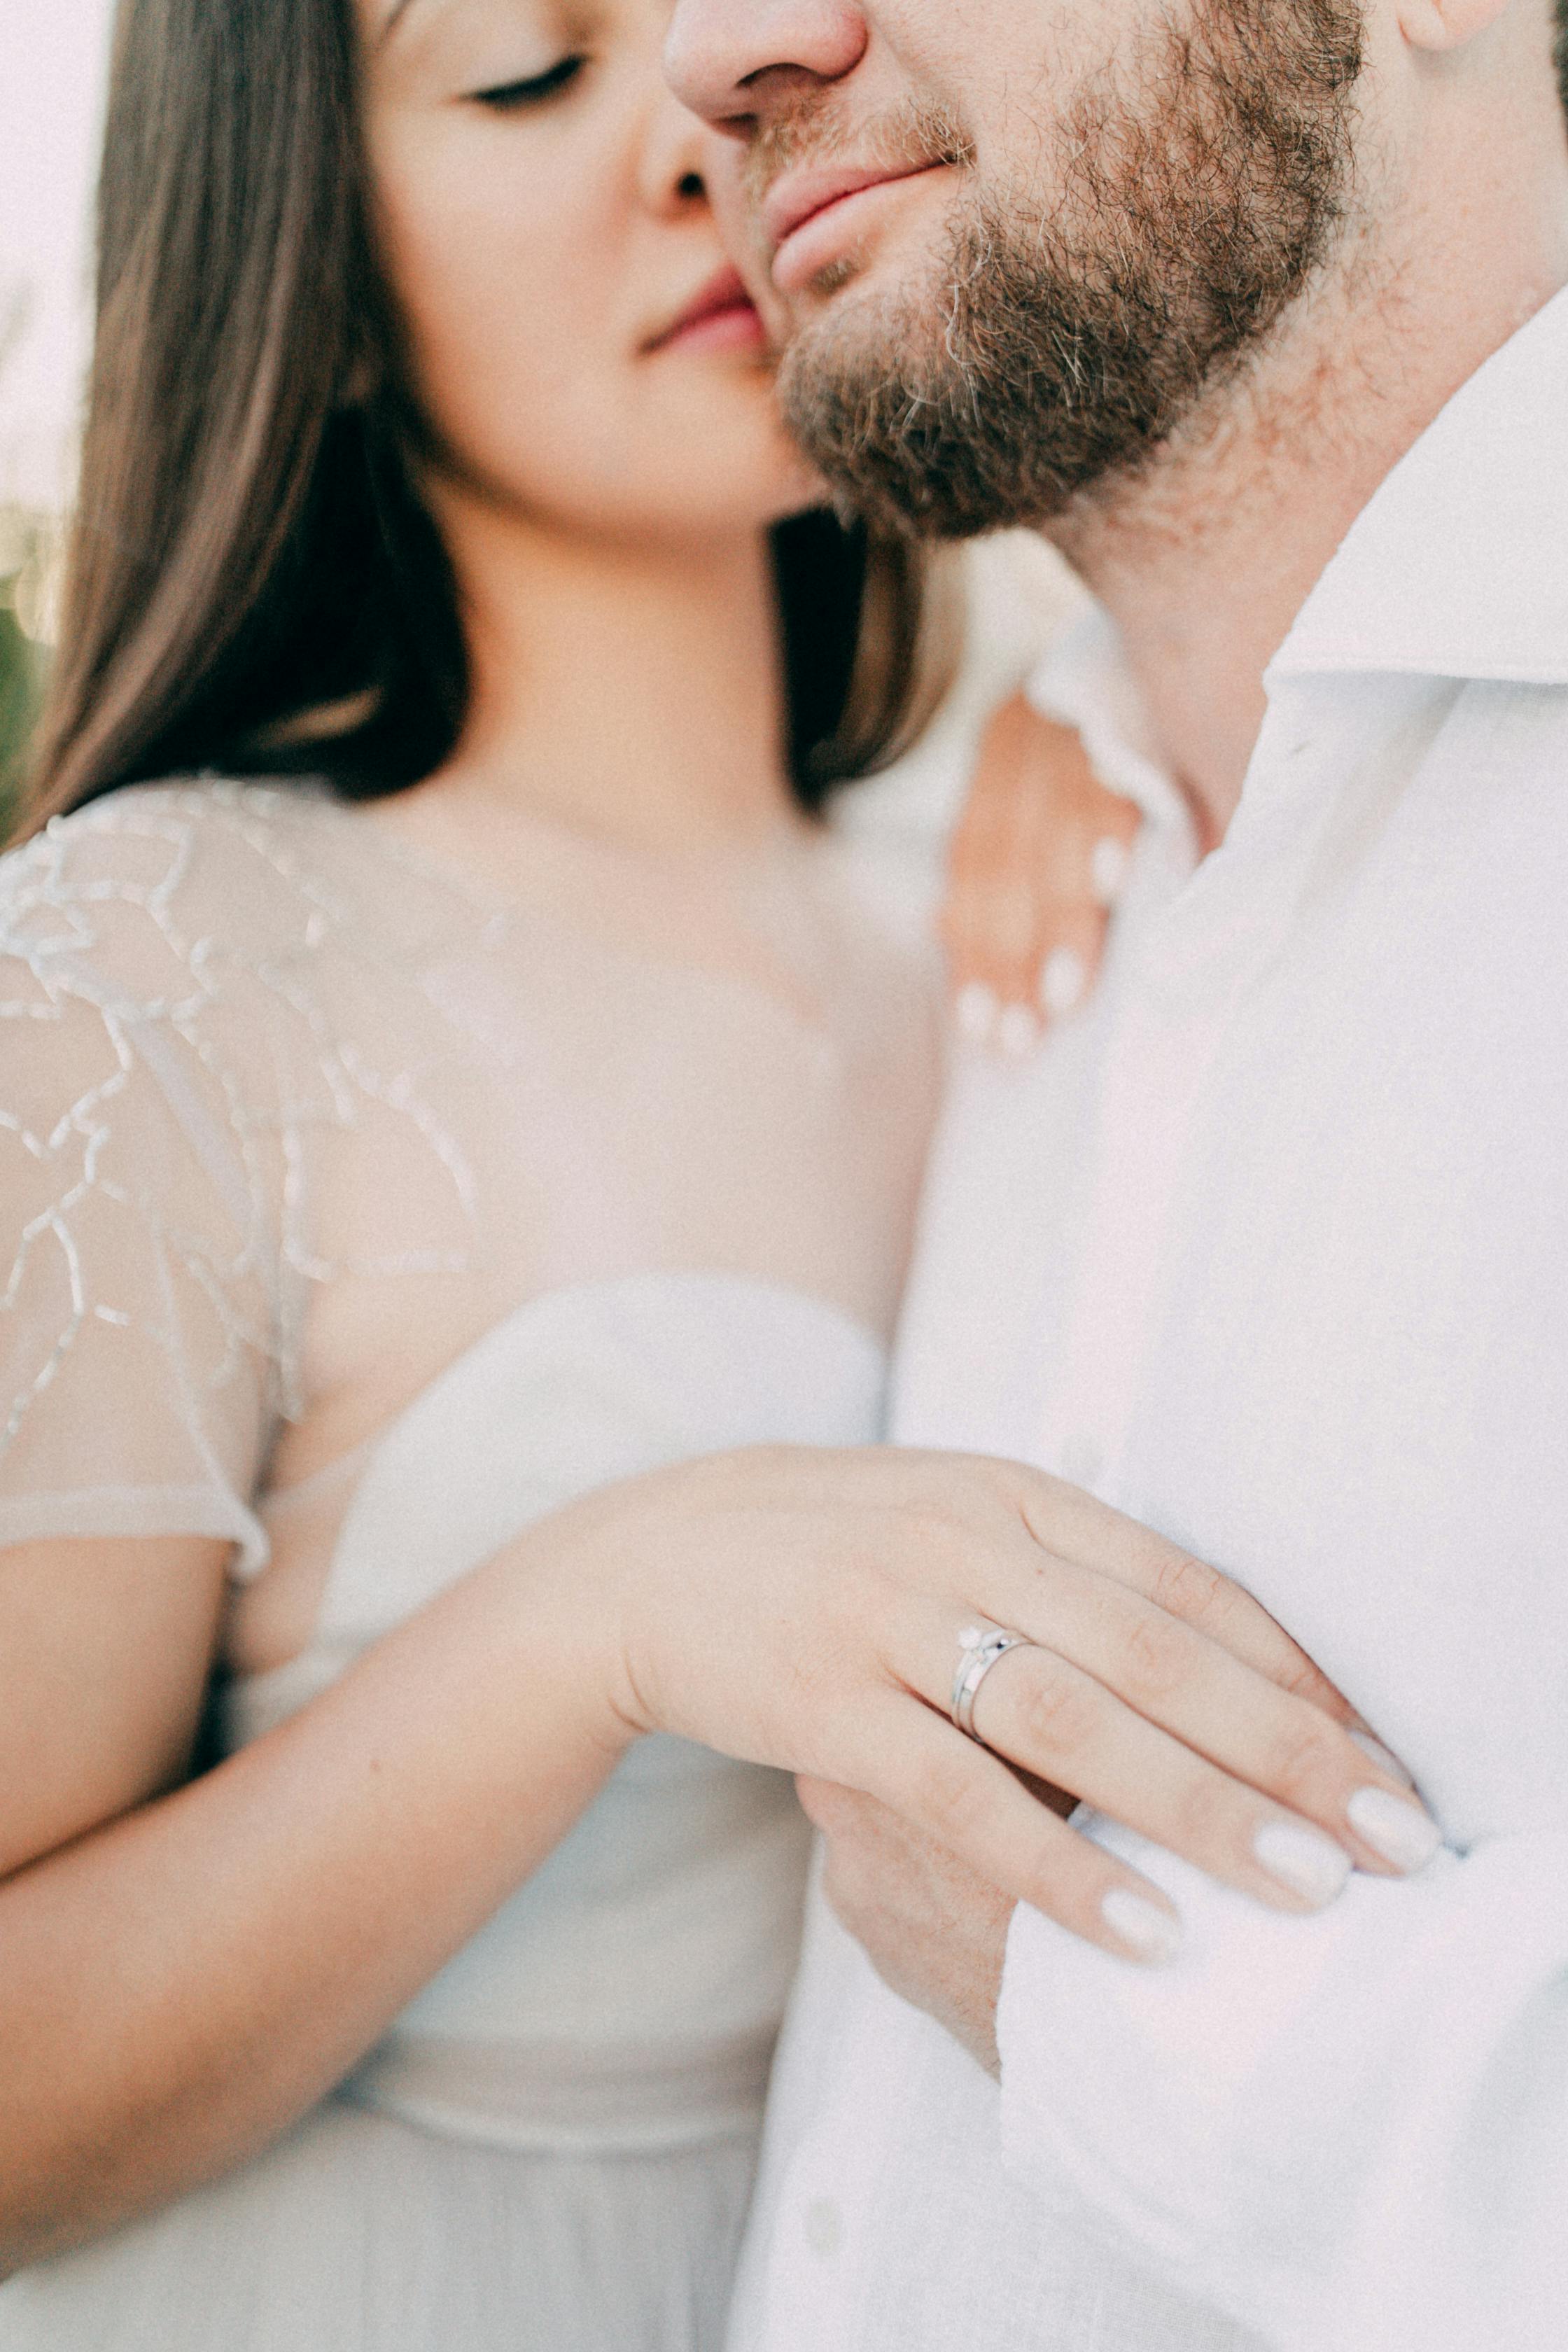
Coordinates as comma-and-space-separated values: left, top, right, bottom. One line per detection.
1026, 281, 1568, 828
1272, 281, 1568, 688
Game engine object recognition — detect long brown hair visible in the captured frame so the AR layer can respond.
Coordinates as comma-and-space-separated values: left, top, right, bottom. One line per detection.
21, 0, 933, 836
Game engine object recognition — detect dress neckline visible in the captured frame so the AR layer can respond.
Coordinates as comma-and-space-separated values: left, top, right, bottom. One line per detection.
263, 1268, 890, 1523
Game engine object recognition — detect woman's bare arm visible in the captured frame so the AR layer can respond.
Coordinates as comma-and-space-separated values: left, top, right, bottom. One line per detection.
0, 1531, 631, 2270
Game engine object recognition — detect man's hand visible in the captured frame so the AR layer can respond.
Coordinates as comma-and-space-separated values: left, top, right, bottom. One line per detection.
799, 1776, 1030, 2078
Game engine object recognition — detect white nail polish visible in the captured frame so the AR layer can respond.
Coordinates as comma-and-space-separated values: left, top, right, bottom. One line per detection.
1039, 945, 1087, 1019
996, 1002, 1040, 1059
955, 981, 1000, 1045
1346, 1786, 1443, 1875
1091, 834, 1132, 906
1102, 1887, 1182, 1964
1349, 1729, 1417, 1790
1253, 1821, 1352, 1907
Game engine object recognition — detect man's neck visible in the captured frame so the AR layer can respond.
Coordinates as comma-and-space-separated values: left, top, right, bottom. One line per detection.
1046, 116, 1568, 848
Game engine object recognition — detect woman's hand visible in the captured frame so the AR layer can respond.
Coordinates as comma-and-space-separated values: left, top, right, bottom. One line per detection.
536, 1446, 1440, 1964
944, 694, 1140, 1057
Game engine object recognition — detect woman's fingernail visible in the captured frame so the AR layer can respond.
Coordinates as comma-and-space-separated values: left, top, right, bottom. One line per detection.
1039, 945, 1087, 1019
955, 981, 1000, 1045
1349, 1728, 1417, 1790
1346, 1786, 1443, 1874
1253, 1821, 1352, 1907
1102, 1887, 1182, 1964
1091, 834, 1132, 906
996, 1002, 1040, 1059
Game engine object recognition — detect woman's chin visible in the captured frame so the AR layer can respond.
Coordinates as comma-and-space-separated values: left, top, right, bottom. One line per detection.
650, 419, 830, 538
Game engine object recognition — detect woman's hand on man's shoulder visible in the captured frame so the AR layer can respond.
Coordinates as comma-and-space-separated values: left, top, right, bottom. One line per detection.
942, 694, 1140, 1059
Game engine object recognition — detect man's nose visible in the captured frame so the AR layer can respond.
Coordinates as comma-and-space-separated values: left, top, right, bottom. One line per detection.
664, 0, 868, 130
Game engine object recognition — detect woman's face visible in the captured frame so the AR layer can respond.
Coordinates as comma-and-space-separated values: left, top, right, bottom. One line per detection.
360, 0, 816, 542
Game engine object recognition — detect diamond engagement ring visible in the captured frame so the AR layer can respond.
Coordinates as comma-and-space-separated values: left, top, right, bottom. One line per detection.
951, 1620, 1033, 1742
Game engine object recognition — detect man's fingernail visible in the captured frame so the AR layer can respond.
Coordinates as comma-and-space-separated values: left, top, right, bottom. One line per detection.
955, 980, 1000, 1045
996, 1002, 1040, 1059
1253, 1821, 1352, 1907
1348, 1728, 1417, 1790
1101, 1887, 1182, 1964
1039, 945, 1087, 1019
1346, 1786, 1443, 1874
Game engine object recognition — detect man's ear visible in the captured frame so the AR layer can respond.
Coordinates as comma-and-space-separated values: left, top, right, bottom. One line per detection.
1396, 0, 1516, 52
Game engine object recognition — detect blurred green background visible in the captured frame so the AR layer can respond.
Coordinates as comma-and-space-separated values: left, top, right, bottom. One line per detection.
0, 510, 49, 839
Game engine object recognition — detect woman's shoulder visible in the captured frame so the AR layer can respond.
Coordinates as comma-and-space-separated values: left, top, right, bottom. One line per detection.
0, 776, 378, 1191
0, 780, 314, 1559
4, 774, 349, 920
0, 774, 444, 1013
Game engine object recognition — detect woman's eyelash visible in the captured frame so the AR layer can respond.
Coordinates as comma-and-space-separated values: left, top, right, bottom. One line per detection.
472, 57, 585, 111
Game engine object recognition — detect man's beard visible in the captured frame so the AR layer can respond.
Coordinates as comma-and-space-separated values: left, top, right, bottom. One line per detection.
776, 0, 1365, 540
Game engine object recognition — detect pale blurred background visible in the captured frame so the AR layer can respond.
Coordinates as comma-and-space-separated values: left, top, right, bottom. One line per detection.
0, 0, 114, 797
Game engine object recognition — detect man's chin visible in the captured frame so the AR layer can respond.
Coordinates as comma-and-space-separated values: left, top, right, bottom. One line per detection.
776, 282, 1002, 542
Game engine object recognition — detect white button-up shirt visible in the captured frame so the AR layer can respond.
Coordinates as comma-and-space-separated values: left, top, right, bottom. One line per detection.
728, 287, 1568, 2352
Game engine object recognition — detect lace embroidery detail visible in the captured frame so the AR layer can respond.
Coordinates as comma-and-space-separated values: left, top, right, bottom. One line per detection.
0, 772, 937, 1584
0, 780, 481, 1463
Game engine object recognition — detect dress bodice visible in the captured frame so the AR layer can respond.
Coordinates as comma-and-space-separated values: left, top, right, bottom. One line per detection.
232, 1274, 887, 2150
0, 777, 937, 2154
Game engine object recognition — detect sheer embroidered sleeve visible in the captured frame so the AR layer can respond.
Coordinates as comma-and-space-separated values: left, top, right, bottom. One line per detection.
0, 791, 290, 1574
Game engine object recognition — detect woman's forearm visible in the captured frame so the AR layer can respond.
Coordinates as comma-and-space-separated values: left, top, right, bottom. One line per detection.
0, 1541, 631, 2269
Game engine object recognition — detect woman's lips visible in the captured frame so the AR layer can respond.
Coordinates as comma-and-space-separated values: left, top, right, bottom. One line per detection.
645, 265, 767, 357
766, 162, 948, 297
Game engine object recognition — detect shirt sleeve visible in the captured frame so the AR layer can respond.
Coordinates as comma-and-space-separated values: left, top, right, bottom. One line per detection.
0, 828, 278, 1574
995, 1812, 1568, 2350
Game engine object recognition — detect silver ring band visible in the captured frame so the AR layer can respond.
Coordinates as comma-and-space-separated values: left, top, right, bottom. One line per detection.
951, 1620, 1033, 1742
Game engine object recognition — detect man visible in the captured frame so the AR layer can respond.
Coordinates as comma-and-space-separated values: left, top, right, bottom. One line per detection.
662, 0, 1568, 2344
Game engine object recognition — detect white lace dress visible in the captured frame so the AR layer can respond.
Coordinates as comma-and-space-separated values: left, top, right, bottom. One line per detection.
0, 777, 940, 2352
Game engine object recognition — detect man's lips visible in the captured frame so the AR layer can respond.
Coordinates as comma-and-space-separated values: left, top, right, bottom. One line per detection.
644, 264, 766, 356
762, 160, 946, 294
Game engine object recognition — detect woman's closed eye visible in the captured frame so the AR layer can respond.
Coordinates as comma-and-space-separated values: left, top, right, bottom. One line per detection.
470, 55, 585, 111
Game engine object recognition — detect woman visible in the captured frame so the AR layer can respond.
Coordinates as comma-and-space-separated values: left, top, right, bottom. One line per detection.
0, 1, 1437, 2346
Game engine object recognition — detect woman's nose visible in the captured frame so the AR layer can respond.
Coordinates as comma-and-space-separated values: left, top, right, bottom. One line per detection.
663, 0, 869, 132
638, 77, 725, 217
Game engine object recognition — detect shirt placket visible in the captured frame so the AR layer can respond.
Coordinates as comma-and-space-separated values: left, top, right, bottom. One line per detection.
1037, 692, 1336, 1506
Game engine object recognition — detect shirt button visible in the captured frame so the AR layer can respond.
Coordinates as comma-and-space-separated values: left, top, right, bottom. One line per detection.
803, 2196, 844, 2258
